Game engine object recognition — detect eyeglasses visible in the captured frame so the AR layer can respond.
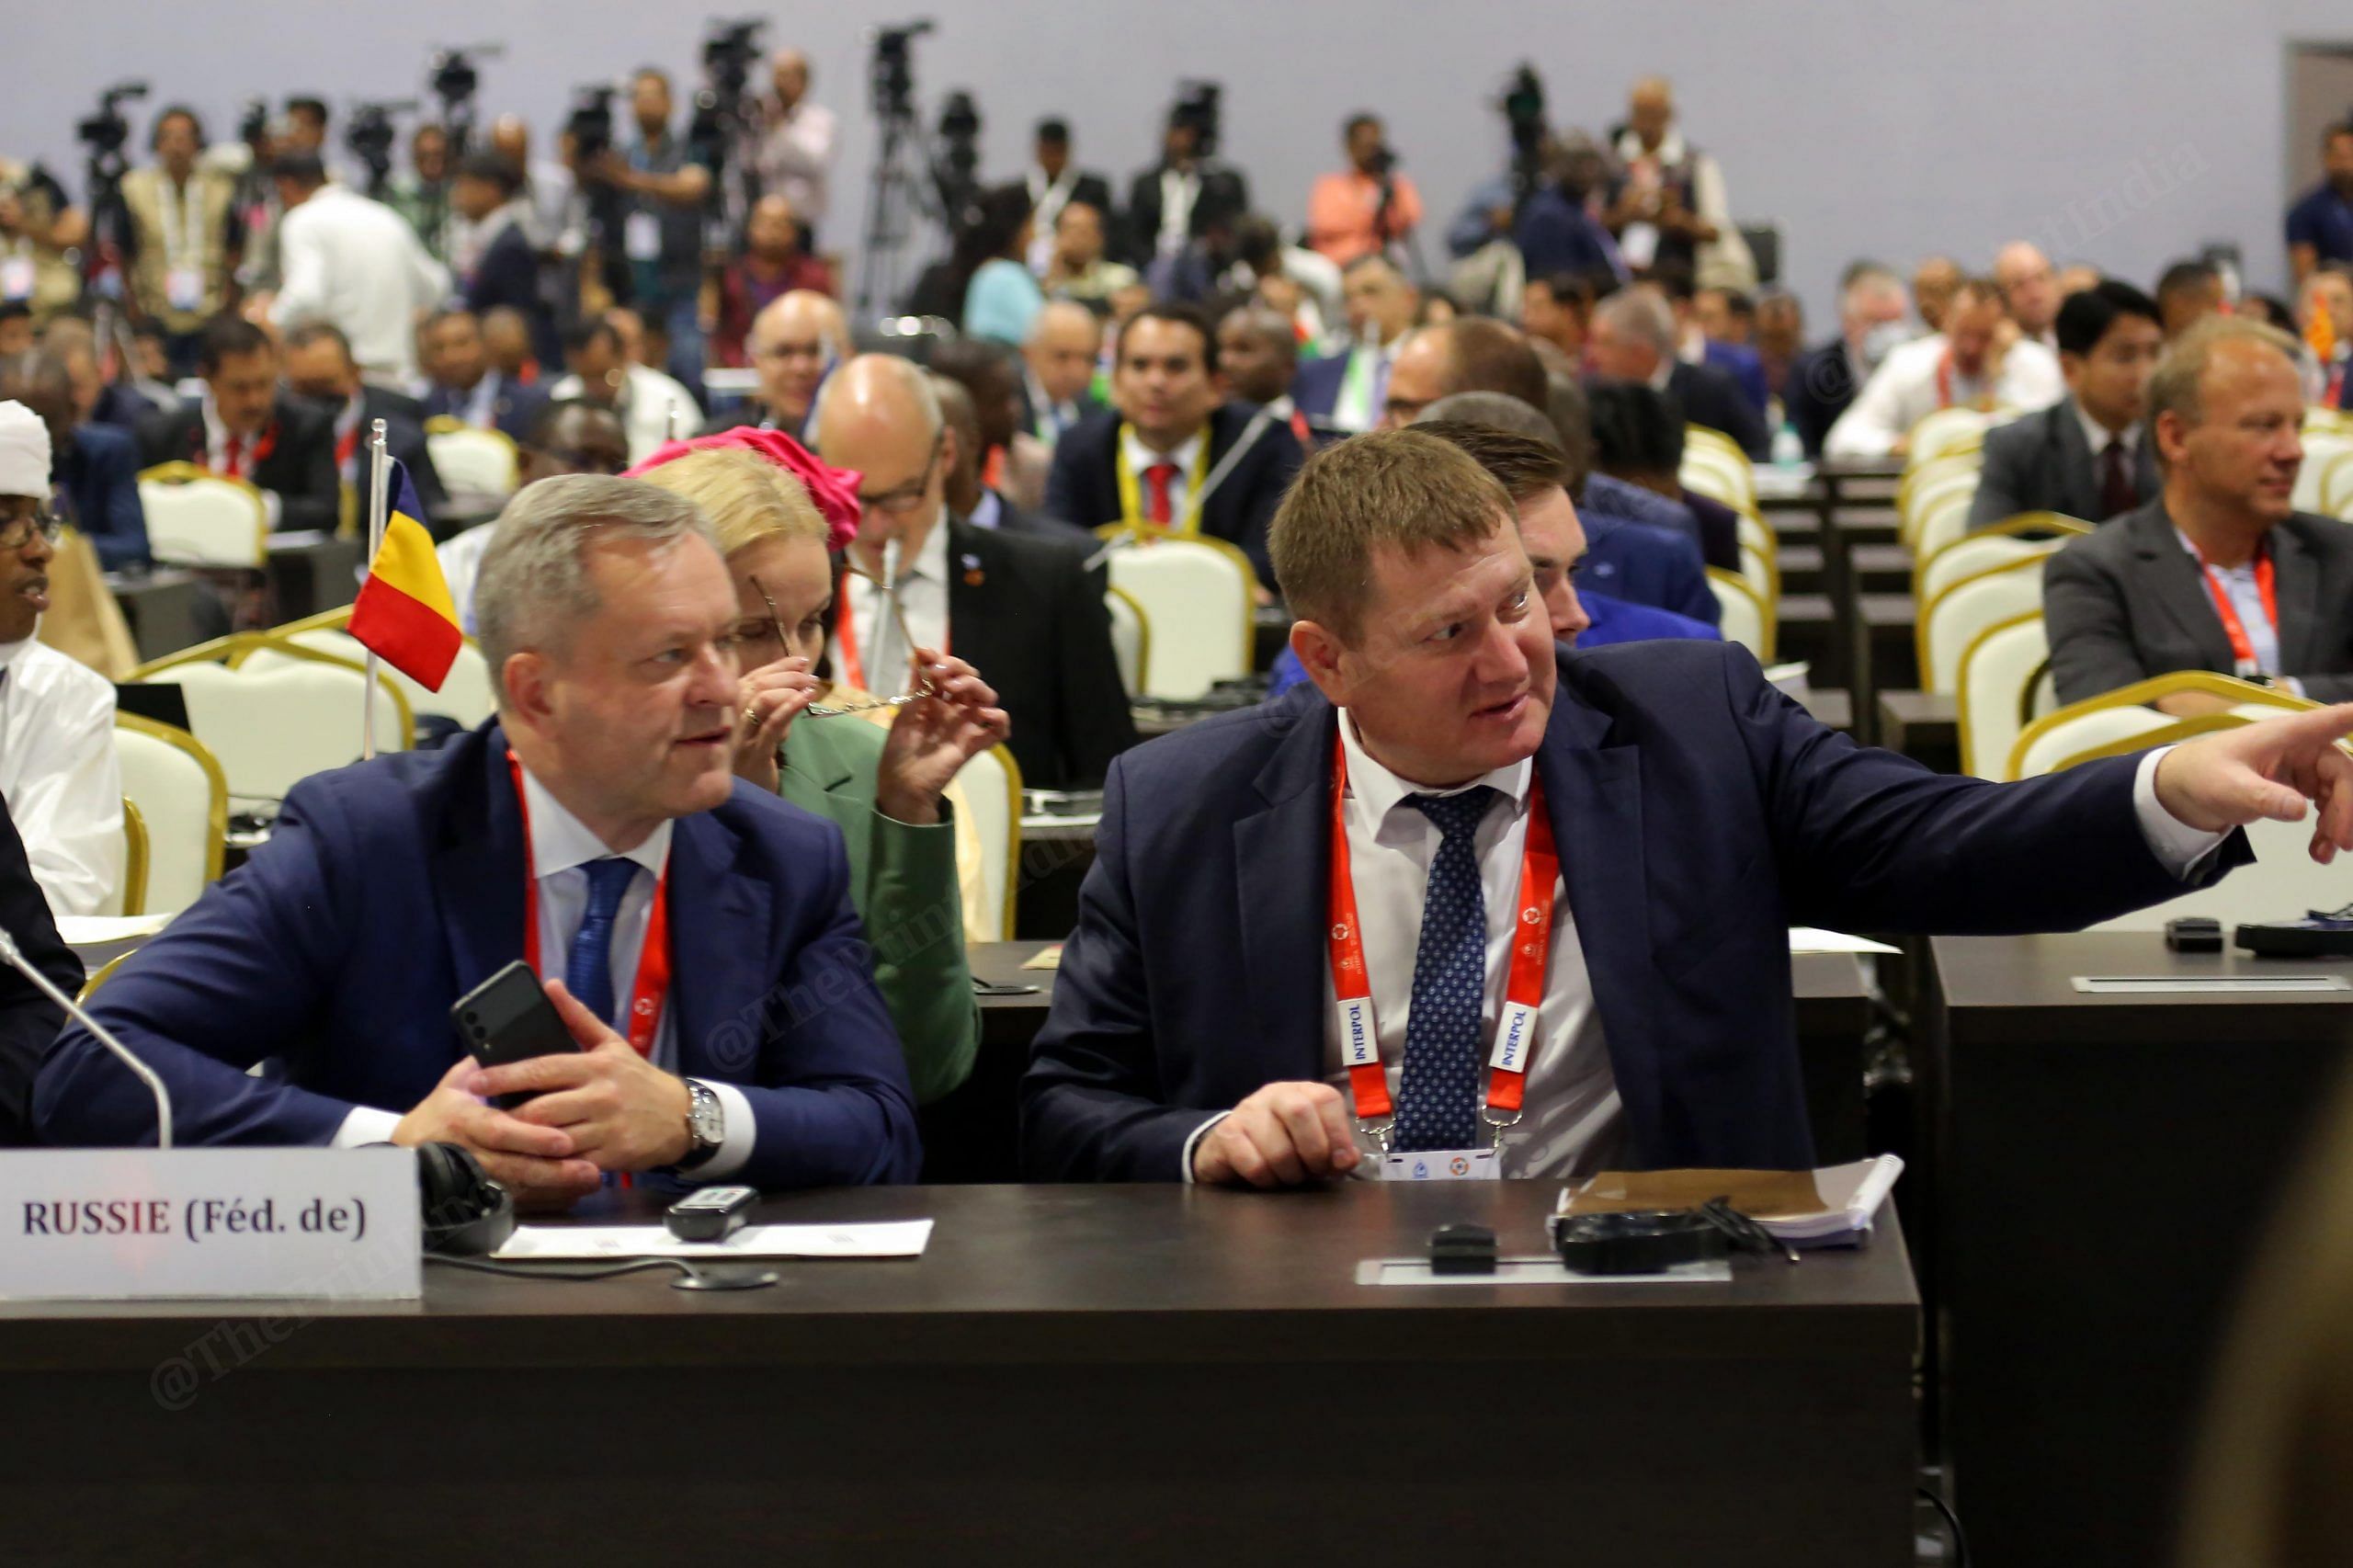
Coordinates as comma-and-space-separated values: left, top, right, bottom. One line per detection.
857, 432, 944, 517
0, 506, 62, 552
748, 570, 936, 718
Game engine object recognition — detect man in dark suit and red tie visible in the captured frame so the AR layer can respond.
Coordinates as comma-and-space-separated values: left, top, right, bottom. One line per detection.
1021, 430, 2353, 1185
136, 314, 338, 532
36, 475, 920, 1199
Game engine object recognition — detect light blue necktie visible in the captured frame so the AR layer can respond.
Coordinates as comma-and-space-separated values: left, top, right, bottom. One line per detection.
1392, 789, 1497, 1153
564, 858, 640, 1027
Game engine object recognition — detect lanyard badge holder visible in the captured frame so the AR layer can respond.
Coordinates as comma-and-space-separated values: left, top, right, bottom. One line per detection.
1326, 742, 1559, 1179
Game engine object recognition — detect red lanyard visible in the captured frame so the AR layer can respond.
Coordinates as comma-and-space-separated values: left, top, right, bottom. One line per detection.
506, 749, 670, 1056
1326, 735, 1559, 1133
832, 562, 944, 697
2192, 546, 2278, 677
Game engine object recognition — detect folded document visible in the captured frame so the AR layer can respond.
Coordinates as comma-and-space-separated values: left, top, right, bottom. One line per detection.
1556, 1154, 1903, 1249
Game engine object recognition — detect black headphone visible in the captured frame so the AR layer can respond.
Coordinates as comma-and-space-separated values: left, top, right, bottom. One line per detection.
415, 1142, 517, 1256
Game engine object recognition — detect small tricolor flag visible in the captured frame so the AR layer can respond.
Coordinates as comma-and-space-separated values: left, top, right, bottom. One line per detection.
347, 460, 462, 692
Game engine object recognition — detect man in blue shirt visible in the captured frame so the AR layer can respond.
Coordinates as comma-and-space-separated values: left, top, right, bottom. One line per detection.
2288, 123, 2353, 285
591, 70, 714, 392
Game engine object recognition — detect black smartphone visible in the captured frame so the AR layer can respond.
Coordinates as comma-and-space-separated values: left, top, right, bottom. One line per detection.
449, 960, 581, 1108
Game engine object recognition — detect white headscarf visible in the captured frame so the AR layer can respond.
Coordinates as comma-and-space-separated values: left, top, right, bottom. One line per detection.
0, 399, 51, 499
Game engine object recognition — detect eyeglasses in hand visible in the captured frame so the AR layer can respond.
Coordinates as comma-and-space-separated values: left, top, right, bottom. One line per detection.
747, 568, 937, 718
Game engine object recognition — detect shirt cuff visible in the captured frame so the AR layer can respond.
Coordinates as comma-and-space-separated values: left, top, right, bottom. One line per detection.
681, 1079, 758, 1183
1178, 1111, 1228, 1184
2133, 745, 2231, 879
332, 1106, 404, 1147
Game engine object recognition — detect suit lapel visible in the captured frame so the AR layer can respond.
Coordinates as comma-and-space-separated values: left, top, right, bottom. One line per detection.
2131, 506, 2237, 668
666, 809, 768, 1078
1233, 701, 1336, 1084
431, 724, 530, 1001
2051, 402, 2099, 521
2271, 522, 2322, 676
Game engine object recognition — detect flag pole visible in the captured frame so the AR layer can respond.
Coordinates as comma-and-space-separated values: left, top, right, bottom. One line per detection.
360, 421, 390, 761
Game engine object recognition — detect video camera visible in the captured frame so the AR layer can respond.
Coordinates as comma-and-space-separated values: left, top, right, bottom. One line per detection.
75, 82, 150, 162
346, 99, 417, 196
429, 45, 498, 108
566, 84, 619, 165
703, 17, 767, 102
1500, 62, 1548, 203
1170, 80, 1222, 158
868, 19, 936, 121
933, 90, 982, 216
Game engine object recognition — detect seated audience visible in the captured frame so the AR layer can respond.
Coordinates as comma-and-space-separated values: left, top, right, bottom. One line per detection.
2156, 259, 2227, 339
1969, 280, 2165, 528
1216, 305, 1304, 434
1584, 378, 1742, 572
1660, 266, 1768, 415
1040, 201, 1140, 310
37, 474, 921, 1190
2297, 264, 2353, 408
48, 319, 161, 435
548, 316, 702, 467
438, 401, 631, 631
0, 799, 80, 1146
420, 308, 550, 442
1914, 255, 1964, 334
2046, 319, 2353, 710
1786, 262, 1909, 458
819, 355, 1135, 790
1306, 112, 1422, 267
0, 350, 148, 571
1540, 369, 1716, 562
1825, 276, 2063, 459
1233, 214, 1344, 346
632, 438, 1005, 1104
960, 185, 1045, 348
1019, 427, 2349, 1185
926, 349, 1074, 537
1021, 300, 1106, 444
1751, 288, 1805, 419
1045, 302, 1305, 584
481, 305, 541, 386
138, 314, 339, 531
1995, 240, 2063, 351
1586, 286, 1770, 458
280, 322, 447, 519
733, 290, 847, 442
712, 195, 834, 369
0, 400, 123, 915
1293, 255, 1419, 433
448, 152, 557, 368
1520, 271, 1595, 362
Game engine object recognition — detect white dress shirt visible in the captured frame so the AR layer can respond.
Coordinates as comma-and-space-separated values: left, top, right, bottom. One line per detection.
835, 517, 950, 696
1182, 721, 2229, 1181
2075, 399, 2141, 462
333, 766, 756, 1176
2175, 528, 2289, 686
1156, 167, 1199, 256
1331, 341, 1398, 433
1119, 425, 1206, 525
268, 185, 450, 385
0, 633, 123, 916
1824, 332, 2064, 460
756, 100, 838, 225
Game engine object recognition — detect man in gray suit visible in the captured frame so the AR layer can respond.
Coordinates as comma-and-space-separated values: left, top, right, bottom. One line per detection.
1970, 280, 2165, 528
2045, 317, 2353, 713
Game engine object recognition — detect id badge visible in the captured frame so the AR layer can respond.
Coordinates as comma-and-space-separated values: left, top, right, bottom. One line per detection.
165, 265, 204, 312
0, 256, 31, 301
1382, 1148, 1500, 1182
623, 210, 662, 262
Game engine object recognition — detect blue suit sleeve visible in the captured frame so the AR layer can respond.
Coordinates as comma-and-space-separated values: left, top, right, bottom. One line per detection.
33, 779, 369, 1147
726, 825, 923, 1187
94, 438, 152, 570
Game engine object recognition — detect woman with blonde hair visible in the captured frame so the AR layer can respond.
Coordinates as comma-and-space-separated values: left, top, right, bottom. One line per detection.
631, 431, 1006, 1105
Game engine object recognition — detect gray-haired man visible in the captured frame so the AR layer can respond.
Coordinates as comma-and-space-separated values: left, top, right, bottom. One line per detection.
37, 474, 919, 1200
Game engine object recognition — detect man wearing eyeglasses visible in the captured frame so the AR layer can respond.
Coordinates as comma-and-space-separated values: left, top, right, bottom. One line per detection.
815, 354, 1135, 790
729, 290, 846, 442
0, 400, 124, 916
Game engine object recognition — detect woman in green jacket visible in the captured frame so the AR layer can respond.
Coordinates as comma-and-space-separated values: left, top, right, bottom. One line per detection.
635, 444, 1006, 1105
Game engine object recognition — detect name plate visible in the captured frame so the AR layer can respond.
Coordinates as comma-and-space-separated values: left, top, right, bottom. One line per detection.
0, 1147, 420, 1301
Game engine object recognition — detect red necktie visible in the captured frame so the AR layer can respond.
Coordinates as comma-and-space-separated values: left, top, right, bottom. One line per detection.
222, 433, 244, 478
1144, 461, 1177, 526
2099, 439, 2136, 520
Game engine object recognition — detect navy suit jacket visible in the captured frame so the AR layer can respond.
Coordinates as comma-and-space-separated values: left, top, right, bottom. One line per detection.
59, 424, 150, 570
0, 801, 79, 1146
1289, 354, 1351, 423
1044, 403, 1307, 584
1019, 642, 2245, 1181
1577, 510, 1719, 626
1666, 358, 1769, 460
421, 376, 551, 444
1785, 338, 1863, 459
34, 723, 921, 1188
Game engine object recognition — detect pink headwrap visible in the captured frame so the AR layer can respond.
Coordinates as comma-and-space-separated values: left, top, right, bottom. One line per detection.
623, 426, 862, 551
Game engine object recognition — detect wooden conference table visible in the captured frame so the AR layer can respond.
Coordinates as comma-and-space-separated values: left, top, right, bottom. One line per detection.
0, 1181, 1919, 1566
1925, 932, 2353, 1568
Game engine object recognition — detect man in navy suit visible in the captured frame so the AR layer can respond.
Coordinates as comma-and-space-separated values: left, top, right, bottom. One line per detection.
36, 475, 919, 1199
1587, 285, 1769, 459
450, 153, 558, 369
1021, 430, 2353, 1185
419, 309, 551, 443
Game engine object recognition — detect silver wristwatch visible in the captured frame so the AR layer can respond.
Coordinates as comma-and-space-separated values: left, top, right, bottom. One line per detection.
677, 1079, 725, 1170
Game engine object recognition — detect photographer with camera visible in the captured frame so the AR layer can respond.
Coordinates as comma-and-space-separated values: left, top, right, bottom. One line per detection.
1601, 75, 1755, 290
385, 123, 454, 260
754, 48, 836, 241
585, 69, 712, 392
0, 159, 88, 331
1307, 112, 1422, 269
119, 107, 244, 376
1123, 88, 1247, 268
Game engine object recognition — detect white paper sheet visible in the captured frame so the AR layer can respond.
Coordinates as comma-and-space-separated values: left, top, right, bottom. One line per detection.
492, 1219, 934, 1262
1789, 927, 1901, 956
56, 913, 172, 945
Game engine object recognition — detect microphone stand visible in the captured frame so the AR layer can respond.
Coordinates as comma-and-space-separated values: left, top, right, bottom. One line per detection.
0, 927, 173, 1147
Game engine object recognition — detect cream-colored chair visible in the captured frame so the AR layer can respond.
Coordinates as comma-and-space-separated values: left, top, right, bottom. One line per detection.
135, 638, 413, 811
112, 714, 228, 917
1680, 433, 1756, 514
106, 798, 149, 919
1915, 513, 2091, 606
254, 628, 498, 730
1104, 586, 1149, 702
950, 742, 1021, 944
1911, 483, 1985, 562
1737, 538, 1779, 611
2006, 673, 2315, 781
2290, 433, 2353, 516
136, 462, 267, 568
2316, 446, 2353, 524
1707, 568, 1772, 661
1095, 526, 1256, 700
1951, 611, 2052, 778
423, 421, 520, 500
1915, 553, 2047, 695
1906, 407, 1996, 470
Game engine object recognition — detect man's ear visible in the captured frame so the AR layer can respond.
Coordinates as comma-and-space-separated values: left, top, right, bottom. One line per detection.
501, 651, 554, 733
1290, 619, 1352, 707
2153, 408, 2188, 469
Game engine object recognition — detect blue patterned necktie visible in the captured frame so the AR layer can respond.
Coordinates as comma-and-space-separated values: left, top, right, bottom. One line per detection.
564, 858, 641, 1027
1392, 788, 1498, 1153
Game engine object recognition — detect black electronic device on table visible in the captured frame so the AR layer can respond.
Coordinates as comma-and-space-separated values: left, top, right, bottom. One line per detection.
449, 960, 580, 1108
666, 1186, 757, 1243
2235, 904, 2353, 959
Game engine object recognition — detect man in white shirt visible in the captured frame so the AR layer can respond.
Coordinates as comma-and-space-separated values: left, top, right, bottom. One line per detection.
263, 153, 449, 387
1825, 277, 2064, 460
547, 316, 702, 467
0, 401, 121, 916
1021, 426, 2353, 1184
755, 50, 837, 236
